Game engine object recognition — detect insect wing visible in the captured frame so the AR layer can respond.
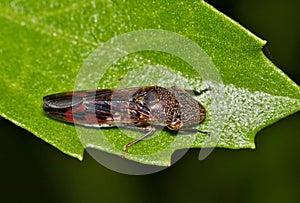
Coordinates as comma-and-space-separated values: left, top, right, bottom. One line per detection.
43, 87, 155, 127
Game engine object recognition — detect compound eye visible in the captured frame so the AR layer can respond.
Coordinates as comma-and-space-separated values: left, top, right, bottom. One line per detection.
167, 119, 183, 131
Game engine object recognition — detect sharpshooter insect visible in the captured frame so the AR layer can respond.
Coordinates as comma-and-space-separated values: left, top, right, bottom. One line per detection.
43, 86, 209, 156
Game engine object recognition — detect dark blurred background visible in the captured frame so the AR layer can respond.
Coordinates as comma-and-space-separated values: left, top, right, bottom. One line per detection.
1, 0, 300, 202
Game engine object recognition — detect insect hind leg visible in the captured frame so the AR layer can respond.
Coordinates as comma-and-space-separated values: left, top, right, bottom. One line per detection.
121, 126, 156, 158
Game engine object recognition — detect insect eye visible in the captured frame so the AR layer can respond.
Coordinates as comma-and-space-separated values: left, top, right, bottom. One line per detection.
168, 119, 183, 131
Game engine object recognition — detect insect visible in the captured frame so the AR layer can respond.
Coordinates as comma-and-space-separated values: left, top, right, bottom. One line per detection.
43, 86, 209, 156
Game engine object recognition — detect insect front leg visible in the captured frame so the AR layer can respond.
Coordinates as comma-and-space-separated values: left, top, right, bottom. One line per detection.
179, 128, 211, 136
197, 129, 211, 135
122, 126, 156, 158
185, 86, 212, 96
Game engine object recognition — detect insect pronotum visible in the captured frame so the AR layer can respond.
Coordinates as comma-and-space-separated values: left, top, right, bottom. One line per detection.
43, 86, 209, 156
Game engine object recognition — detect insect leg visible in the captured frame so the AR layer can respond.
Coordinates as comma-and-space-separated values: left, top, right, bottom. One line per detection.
185, 86, 212, 96
197, 129, 211, 135
118, 77, 125, 87
179, 128, 210, 135
119, 125, 152, 132
122, 126, 156, 158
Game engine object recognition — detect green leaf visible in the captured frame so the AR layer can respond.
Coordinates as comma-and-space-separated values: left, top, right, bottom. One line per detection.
0, 0, 299, 166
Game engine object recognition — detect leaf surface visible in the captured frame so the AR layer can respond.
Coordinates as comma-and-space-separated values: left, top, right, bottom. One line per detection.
0, 0, 299, 165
